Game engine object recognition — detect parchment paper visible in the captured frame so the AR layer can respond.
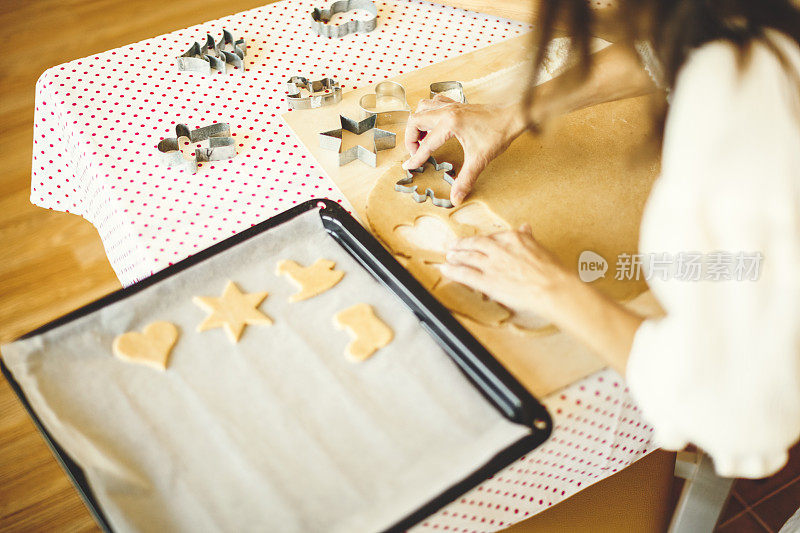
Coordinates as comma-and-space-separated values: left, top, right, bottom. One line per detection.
2, 209, 531, 533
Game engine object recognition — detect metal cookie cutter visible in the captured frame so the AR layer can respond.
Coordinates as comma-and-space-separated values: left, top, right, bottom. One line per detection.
430, 81, 467, 103
286, 76, 342, 109
358, 81, 411, 126
157, 123, 237, 173
319, 115, 396, 167
394, 156, 455, 208
177, 29, 247, 74
311, 0, 378, 38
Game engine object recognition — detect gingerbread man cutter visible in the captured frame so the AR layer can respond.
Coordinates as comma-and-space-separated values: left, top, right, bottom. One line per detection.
394, 156, 456, 208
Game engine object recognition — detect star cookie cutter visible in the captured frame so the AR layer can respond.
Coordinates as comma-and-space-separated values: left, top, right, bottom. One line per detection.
177, 29, 247, 74
430, 81, 467, 103
358, 81, 411, 126
395, 156, 455, 208
286, 76, 342, 109
157, 123, 236, 173
319, 114, 396, 167
311, 0, 378, 38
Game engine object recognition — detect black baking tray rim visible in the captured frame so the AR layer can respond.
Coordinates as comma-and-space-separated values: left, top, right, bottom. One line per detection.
1, 197, 552, 533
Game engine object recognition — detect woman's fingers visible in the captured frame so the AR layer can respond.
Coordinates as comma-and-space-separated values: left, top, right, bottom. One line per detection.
450, 155, 485, 205
404, 108, 442, 155
445, 249, 488, 268
402, 125, 453, 170
439, 263, 484, 289
449, 235, 499, 256
415, 94, 455, 113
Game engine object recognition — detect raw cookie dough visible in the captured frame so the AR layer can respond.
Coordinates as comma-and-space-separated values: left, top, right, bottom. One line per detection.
365, 95, 661, 395
366, 96, 659, 303
112, 321, 178, 370
432, 281, 511, 327
333, 303, 393, 361
276, 258, 345, 302
193, 281, 272, 343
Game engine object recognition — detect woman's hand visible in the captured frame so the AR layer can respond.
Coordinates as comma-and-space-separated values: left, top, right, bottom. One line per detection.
441, 224, 645, 374
403, 96, 527, 206
440, 224, 575, 321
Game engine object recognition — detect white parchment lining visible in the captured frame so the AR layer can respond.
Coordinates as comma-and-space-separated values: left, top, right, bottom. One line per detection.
2, 209, 531, 533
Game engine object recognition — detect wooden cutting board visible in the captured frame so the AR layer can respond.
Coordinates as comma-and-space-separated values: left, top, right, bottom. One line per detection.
282, 34, 662, 396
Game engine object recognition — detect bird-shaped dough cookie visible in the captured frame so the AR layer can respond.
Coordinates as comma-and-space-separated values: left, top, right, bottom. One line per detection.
276, 258, 345, 302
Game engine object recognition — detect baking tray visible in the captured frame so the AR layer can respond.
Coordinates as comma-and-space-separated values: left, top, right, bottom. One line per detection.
1, 198, 551, 532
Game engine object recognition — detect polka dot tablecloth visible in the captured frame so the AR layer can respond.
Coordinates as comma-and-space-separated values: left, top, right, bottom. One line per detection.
30, 0, 655, 530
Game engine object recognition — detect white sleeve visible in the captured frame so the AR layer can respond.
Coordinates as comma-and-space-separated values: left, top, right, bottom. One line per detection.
625, 38, 800, 478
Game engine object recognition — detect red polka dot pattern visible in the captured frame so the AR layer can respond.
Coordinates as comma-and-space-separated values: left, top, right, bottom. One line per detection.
412, 369, 654, 532
30, 1, 654, 529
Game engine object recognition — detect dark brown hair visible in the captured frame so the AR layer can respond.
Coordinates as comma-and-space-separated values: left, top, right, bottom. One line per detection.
527, 0, 800, 127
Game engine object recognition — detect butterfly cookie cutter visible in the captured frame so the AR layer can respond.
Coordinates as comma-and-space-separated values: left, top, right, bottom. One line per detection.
358, 81, 411, 127
286, 76, 342, 109
319, 114, 396, 167
311, 0, 378, 38
429, 81, 467, 103
157, 123, 236, 173
395, 156, 455, 208
177, 29, 247, 74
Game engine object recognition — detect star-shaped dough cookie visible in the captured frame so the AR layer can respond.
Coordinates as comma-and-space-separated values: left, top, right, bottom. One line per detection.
193, 281, 272, 343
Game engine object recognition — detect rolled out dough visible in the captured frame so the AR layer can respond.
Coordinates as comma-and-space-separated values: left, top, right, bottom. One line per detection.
366, 94, 661, 394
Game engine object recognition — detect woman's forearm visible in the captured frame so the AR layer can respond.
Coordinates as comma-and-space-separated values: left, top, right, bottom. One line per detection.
526, 42, 659, 127
547, 277, 644, 375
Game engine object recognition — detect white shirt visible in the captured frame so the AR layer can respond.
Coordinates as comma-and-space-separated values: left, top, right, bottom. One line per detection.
626, 32, 800, 478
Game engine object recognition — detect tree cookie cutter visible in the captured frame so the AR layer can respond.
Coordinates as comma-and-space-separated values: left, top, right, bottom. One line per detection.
319, 115, 396, 167
177, 29, 247, 74
286, 76, 342, 109
157, 123, 236, 173
358, 81, 411, 126
311, 0, 378, 38
430, 81, 467, 103
395, 156, 455, 208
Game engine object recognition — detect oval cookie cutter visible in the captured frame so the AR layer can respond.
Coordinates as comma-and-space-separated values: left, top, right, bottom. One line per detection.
359, 81, 411, 126
430, 81, 467, 103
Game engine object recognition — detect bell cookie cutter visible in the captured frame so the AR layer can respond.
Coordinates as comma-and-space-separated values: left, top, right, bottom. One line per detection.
157, 123, 236, 173
177, 29, 247, 74
358, 81, 411, 127
286, 76, 342, 109
430, 81, 467, 103
311, 0, 378, 38
395, 156, 455, 208
319, 114, 396, 167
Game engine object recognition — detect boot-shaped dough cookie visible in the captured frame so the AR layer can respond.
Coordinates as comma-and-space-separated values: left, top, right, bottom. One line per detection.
333, 303, 393, 361
276, 258, 345, 302
113, 321, 179, 370
193, 281, 272, 343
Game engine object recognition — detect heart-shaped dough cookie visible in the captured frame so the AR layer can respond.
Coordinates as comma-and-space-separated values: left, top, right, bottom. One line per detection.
112, 321, 179, 370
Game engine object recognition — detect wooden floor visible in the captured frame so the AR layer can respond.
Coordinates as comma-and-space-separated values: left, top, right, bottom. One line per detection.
0, 1, 270, 530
